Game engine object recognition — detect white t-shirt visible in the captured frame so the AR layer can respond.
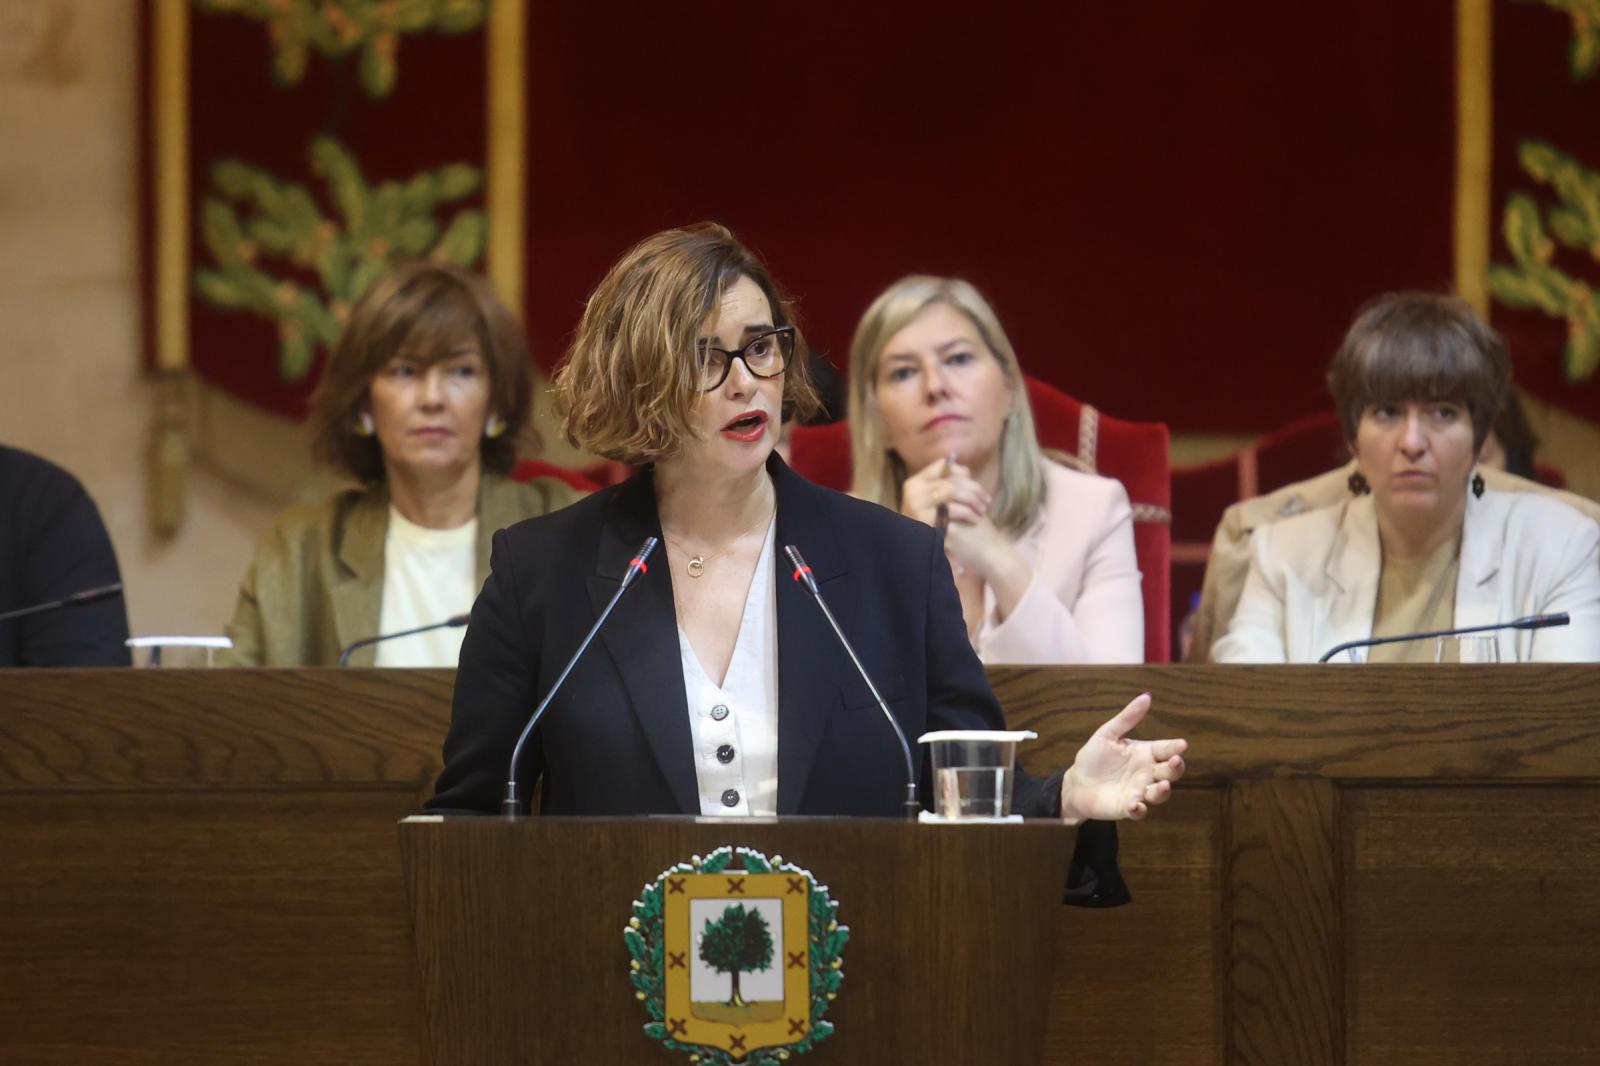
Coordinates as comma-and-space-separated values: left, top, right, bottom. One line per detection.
374, 507, 477, 668
676, 519, 780, 816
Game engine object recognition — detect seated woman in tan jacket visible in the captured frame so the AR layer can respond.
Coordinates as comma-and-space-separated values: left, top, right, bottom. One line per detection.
1211, 293, 1600, 664
221, 263, 582, 666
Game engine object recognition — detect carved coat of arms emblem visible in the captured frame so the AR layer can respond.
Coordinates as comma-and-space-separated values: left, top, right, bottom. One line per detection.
626, 846, 848, 1064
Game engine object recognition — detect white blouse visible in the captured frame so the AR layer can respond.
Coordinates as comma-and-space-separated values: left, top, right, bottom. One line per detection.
374, 507, 477, 667
676, 519, 780, 816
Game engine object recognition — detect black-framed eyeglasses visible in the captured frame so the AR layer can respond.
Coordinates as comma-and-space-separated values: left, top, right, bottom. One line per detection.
697, 326, 795, 391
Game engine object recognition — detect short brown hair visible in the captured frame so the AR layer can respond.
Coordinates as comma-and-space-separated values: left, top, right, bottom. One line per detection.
1327, 292, 1510, 451
308, 261, 534, 482
552, 223, 821, 463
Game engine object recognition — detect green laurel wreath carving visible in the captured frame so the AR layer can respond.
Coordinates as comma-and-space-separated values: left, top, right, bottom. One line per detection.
1518, 0, 1600, 80
1488, 2, 1600, 382
624, 846, 849, 1065
193, 135, 485, 381
1489, 142, 1600, 382
193, 0, 488, 98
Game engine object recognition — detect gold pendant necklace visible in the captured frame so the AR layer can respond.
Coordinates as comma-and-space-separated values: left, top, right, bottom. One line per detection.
664, 504, 774, 579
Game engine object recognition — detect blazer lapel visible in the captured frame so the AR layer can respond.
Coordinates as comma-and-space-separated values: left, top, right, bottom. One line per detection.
474, 472, 521, 589
1320, 496, 1381, 660
1453, 492, 1503, 631
771, 457, 849, 814
330, 487, 387, 665
589, 468, 700, 814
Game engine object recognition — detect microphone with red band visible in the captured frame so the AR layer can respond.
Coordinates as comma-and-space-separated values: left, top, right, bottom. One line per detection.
785, 544, 920, 820
1317, 612, 1569, 663
502, 535, 659, 817
337, 613, 471, 667
0, 582, 123, 625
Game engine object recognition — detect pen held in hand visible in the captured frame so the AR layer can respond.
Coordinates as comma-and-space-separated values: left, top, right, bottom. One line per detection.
933, 452, 954, 533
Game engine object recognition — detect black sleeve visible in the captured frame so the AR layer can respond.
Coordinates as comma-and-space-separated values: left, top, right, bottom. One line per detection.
4, 459, 130, 667
427, 527, 542, 814
922, 528, 1129, 907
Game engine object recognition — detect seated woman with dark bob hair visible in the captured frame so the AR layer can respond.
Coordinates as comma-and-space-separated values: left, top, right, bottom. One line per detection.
1213, 292, 1600, 663
427, 223, 1186, 861
222, 262, 582, 666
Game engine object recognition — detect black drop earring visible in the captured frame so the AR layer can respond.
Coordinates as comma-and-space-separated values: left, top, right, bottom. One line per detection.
1471, 471, 1485, 499
1348, 471, 1370, 496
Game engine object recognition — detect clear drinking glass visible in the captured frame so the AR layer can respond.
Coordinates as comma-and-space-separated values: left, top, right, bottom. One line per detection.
125, 636, 233, 667
916, 730, 1038, 820
1435, 635, 1500, 663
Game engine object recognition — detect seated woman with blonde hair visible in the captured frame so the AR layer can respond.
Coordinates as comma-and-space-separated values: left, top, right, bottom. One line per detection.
1212, 292, 1600, 663
847, 276, 1143, 664
222, 262, 582, 666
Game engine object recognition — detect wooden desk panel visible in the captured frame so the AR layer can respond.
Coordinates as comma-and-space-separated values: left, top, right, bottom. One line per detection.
1346, 786, 1600, 1065
1, 665, 1597, 1064
0, 670, 452, 1066
1049, 787, 1224, 1066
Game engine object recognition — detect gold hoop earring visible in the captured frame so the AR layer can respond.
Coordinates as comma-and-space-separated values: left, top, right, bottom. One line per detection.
484, 415, 506, 439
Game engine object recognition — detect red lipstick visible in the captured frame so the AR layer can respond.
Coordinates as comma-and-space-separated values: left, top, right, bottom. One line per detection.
720, 410, 769, 442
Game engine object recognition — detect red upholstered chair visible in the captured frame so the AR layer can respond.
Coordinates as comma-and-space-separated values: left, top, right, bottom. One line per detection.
511, 458, 608, 493
787, 378, 1173, 663
785, 420, 852, 491
1023, 379, 1171, 664
1167, 411, 1348, 654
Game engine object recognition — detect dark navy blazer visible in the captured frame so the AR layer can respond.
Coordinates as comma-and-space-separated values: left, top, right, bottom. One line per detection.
428, 454, 1125, 902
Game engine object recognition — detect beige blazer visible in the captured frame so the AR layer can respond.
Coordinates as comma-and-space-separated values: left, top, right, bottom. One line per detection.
1188, 462, 1600, 661
220, 472, 582, 666
975, 460, 1144, 664
1210, 488, 1600, 663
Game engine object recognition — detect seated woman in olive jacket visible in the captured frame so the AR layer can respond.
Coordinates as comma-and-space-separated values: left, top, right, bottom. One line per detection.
221, 263, 582, 666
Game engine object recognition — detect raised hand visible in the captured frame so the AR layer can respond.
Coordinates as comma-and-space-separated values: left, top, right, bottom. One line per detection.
1059, 692, 1188, 824
900, 455, 990, 530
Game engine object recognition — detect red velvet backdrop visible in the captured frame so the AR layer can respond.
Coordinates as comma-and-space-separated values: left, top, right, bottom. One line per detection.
524, 2, 1456, 433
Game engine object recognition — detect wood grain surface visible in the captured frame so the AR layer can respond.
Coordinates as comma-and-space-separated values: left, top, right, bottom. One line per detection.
1, 665, 1596, 1064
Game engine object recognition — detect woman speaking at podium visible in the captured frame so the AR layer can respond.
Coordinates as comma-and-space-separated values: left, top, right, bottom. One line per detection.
428, 225, 1185, 891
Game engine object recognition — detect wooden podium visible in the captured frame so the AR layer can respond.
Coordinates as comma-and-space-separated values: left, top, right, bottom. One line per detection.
399, 815, 1076, 1064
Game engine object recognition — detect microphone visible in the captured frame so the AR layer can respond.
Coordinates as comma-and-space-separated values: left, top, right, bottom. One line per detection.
0, 582, 123, 625
337, 614, 472, 667
501, 535, 658, 817
784, 544, 920, 821
1317, 612, 1569, 663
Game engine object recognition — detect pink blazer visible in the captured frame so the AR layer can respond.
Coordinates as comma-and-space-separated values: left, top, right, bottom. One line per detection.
974, 460, 1145, 664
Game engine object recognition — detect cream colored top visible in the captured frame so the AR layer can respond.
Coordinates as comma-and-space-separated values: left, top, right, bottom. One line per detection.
1366, 532, 1461, 663
374, 507, 477, 667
